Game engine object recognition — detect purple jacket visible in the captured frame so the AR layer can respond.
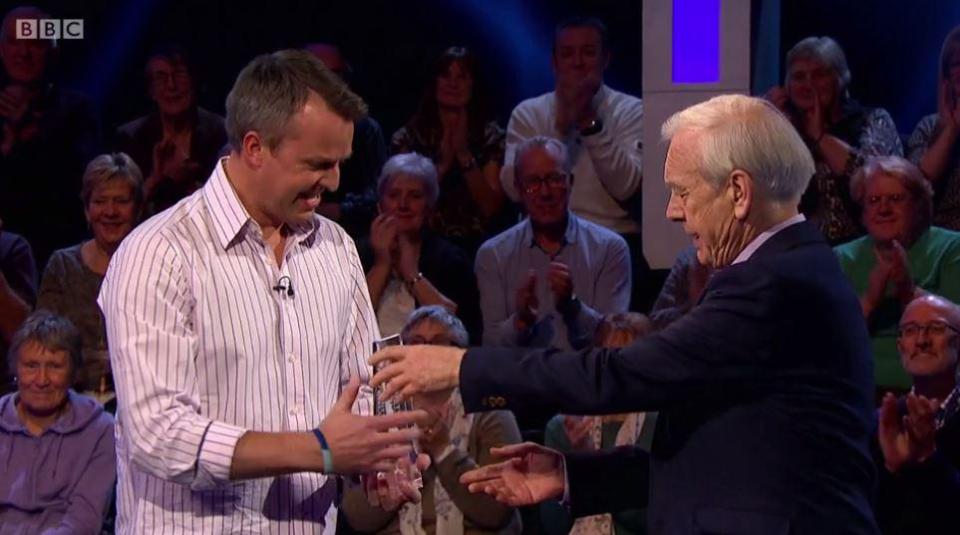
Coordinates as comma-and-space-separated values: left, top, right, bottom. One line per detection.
0, 391, 115, 534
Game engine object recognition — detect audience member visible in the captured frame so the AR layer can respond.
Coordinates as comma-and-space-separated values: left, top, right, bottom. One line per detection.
0, 6, 101, 268
541, 312, 655, 535
908, 25, 960, 231
476, 136, 631, 350
115, 46, 227, 215
306, 42, 387, 239
500, 17, 647, 309
342, 305, 522, 535
392, 46, 509, 255
0, 219, 35, 395
766, 36, 902, 245
360, 152, 480, 339
37, 153, 143, 404
647, 245, 712, 331
0, 311, 116, 533
874, 294, 960, 534
835, 156, 960, 391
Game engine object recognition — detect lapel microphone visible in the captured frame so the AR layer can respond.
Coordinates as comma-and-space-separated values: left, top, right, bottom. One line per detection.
272, 275, 294, 297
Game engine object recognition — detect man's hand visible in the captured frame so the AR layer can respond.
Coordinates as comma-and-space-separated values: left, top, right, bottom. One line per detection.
878, 392, 939, 474
370, 345, 466, 400
515, 269, 539, 331
459, 442, 565, 507
318, 376, 428, 474
547, 261, 574, 306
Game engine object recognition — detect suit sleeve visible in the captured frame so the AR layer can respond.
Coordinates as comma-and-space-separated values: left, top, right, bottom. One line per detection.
460, 265, 781, 414
566, 446, 650, 518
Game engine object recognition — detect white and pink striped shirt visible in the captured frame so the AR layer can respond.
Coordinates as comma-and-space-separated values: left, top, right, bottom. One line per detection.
98, 159, 377, 534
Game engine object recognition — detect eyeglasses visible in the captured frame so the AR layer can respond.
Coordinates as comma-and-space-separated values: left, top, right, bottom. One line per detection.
865, 193, 908, 207
898, 321, 960, 339
519, 172, 569, 194
150, 70, 190, 87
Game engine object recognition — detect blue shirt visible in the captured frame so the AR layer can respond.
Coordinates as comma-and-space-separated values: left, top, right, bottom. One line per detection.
475, 213, 631, 349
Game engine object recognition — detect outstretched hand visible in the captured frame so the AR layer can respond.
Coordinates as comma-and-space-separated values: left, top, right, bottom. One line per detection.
459, 442, 566, 507
318, 376, 428, 474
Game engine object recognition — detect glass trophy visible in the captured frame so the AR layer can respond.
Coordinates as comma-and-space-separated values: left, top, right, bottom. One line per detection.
372, 334, 423, 489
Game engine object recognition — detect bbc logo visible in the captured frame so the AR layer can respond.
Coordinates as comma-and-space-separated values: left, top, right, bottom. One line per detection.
14, 19, 84, 40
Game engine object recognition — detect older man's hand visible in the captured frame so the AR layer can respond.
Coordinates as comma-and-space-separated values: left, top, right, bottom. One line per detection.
369, 345, 467, 401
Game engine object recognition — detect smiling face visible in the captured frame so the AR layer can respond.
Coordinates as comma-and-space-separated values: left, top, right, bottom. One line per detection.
552, 26, 608, 89
255, 93, 353, 227
898, 299, 960, 379
435, 60, 473, 109
664, 130, 738, 268
516, 145, 570, 228
86, 179, 138, 252
147, 56, 195, 117
15, 340, 72, 419
0, 10, 50, 84
379, 173, 429, 234
786, 58, 839, 112
862, 171, 919, 246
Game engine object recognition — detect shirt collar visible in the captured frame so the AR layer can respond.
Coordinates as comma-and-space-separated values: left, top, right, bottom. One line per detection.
732, 214, 806, 265
202, 157, 319, 251
524, 212, 579, 250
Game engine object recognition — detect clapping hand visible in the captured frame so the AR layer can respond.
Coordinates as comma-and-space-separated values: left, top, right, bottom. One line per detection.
515, 269, 539, 331
878, 392, 939, 474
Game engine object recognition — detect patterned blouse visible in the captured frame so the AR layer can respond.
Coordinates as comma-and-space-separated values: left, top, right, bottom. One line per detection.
800, 102, 903, 245
908, 113, 960, 231
391, 120, 510, 255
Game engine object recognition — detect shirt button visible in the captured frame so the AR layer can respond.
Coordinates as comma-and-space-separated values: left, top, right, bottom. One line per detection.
289, 405, 302, 415
288, 354, 297, 363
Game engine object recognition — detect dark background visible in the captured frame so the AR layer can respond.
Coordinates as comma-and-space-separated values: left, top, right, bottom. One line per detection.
7, 0, 960, 146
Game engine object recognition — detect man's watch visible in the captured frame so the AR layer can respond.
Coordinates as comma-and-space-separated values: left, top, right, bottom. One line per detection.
579, 118, 604, 137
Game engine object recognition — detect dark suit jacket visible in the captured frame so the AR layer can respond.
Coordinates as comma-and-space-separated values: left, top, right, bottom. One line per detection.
462, 221, 879, 534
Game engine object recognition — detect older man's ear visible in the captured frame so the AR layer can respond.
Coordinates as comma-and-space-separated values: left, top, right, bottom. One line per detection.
728, 169, 754, 220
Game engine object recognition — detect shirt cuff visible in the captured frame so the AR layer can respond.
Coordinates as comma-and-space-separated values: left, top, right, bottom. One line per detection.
194, 420, 247, 489
559, 454, 571, 505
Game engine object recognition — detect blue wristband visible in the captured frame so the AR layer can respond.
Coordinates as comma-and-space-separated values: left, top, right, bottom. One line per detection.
312, 428, 334, 474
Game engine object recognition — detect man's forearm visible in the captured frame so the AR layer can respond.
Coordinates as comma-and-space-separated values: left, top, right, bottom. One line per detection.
229, 431, 325, 480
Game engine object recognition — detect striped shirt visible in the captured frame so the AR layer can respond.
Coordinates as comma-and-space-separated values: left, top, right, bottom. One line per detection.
98, 159, 378, 534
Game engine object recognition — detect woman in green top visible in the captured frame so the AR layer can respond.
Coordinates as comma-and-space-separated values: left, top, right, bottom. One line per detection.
834, 155, 960, 394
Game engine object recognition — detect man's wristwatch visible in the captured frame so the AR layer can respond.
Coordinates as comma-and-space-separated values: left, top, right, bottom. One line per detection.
579, 118, 604, 137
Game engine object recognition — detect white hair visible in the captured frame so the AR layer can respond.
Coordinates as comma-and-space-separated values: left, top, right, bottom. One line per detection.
661, 94, 815, 202
513, 136, 571, 175
377, 152, 439, 208
786, 36, 852, 96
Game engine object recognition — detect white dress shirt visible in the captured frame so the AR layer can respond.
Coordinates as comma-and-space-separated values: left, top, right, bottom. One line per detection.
99, 159, 377, 534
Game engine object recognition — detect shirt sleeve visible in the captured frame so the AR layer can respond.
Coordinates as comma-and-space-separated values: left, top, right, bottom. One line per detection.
475, 244, 522, 347
340, 235, 378, 416
98, 231, 246, 490
581, 96, 644, 201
